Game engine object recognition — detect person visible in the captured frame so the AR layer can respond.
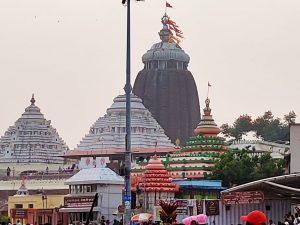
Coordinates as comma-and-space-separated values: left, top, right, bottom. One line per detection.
269, 220, 275, 225
58, 166, 62, 174
113, 219, 119, 225
294, 213, 300, 225
16, 220, 22, 225
241, 210, 267, 225
190, 220, 197, 225
7, 166, 11, 176
46, 166, 49, 175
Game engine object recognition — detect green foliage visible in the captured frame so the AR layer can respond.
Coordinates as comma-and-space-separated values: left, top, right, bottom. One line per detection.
221, 110, 296, 142
0, 215, 9, 223
209, 149, 286, 187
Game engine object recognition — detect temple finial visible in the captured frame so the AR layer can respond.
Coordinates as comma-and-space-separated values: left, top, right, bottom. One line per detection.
204, 98, 211, 116
30, 94, 35, 105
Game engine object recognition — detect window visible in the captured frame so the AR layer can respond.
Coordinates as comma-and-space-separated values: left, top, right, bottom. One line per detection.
28, 204, 34, 208
86, 185, 91, 193
47, 215, 52, 224
15, 204, 23, 208
91, 184, 97, 192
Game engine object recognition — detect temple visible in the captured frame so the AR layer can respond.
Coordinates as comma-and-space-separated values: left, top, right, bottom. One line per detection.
134, 154, 179, 210
133, 13, 200, 145
0, 95, 68, 164
76, 94, 173, 150
132, 97, 226, 179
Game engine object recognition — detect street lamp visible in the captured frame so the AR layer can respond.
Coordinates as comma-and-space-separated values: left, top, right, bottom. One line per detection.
121, 1, 144, 225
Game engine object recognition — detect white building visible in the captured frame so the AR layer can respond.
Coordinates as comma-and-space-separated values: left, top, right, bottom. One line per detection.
76, 93, 173, 150
60, 167, 123, 224
0, 95, 68, 165
230, 140, 290, 159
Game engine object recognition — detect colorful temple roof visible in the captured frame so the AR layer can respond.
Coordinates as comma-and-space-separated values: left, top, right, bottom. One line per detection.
138, 155, 179, 193
0, 95, 68, 164
76, 94, 173, 150
132, 97, 227, 180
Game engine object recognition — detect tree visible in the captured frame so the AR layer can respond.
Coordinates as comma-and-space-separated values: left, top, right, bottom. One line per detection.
221, 111, 296, 142
221, 114, 253, 140
209, 149, 286, 187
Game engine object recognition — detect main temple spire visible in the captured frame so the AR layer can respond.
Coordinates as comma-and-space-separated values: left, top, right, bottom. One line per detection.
30, 94, 35, 105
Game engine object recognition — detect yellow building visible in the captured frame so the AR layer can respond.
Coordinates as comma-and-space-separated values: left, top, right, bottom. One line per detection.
8, 182, 65, 225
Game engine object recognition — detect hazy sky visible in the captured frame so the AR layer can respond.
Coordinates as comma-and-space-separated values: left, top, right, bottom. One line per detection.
1, 0, 300, 149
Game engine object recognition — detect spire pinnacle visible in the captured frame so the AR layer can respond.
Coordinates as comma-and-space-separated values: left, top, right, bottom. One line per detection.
30, 94, 35, 105
204, 98, 211, 116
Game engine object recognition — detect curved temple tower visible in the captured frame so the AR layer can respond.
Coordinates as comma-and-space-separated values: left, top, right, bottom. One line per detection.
133, 14, 200, 145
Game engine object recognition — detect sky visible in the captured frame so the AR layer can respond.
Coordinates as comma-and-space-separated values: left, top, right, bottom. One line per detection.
0, 0, 300, 149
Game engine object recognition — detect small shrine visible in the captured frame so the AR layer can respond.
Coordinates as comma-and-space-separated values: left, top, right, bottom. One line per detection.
135, 154, 179, 211
15, 180, 29, 196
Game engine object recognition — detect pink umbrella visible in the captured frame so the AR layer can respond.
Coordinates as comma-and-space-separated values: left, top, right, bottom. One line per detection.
131, 213, 153, 222
196, 214, 207, 224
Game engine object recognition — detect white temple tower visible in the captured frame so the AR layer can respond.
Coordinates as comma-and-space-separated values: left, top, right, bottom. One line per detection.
76, 94, 173, 150
0, 95, 68, 164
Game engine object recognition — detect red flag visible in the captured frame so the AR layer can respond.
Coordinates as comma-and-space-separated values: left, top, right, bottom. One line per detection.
166, 2, 173, 8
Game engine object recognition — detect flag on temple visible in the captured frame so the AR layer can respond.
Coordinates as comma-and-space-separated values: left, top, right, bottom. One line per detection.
166, 2, 173, 8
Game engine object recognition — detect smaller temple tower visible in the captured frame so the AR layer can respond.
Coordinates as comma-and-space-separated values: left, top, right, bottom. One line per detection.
132, 97, 227, 180
15, 180, 29, 196
136, 154, 179, 211
0, 95, 68, 164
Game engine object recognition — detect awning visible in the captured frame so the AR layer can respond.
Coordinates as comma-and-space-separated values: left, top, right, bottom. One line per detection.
221, 173, 300, 200
174, 180, 226, 190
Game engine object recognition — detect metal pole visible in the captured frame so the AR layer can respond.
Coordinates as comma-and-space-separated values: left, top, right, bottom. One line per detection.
124, 0, 132, 225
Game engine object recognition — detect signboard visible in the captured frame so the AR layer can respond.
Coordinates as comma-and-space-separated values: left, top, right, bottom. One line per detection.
205, 200, 219, 216
175, 200, 188, 215
11, 209, 27, 218
124, 195, 131, 202
222, 191, 264, 205
79, 157, 109, 169
37, 209, 53, 214
196, 200, 204, 214
64, 196, 95, 208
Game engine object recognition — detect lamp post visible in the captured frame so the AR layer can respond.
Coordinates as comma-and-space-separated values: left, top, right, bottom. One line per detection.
121, 0, 132, 225
122, 1, 143, 224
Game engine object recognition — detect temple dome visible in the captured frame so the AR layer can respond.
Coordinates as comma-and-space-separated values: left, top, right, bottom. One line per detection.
0, 95, 69, 164
194, 98, 221, 136
142, 42, 190, 64
142, 14, 190, 66
76, 93, 173, 150
145, 155, 166, 170
139, 154, 178, 193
